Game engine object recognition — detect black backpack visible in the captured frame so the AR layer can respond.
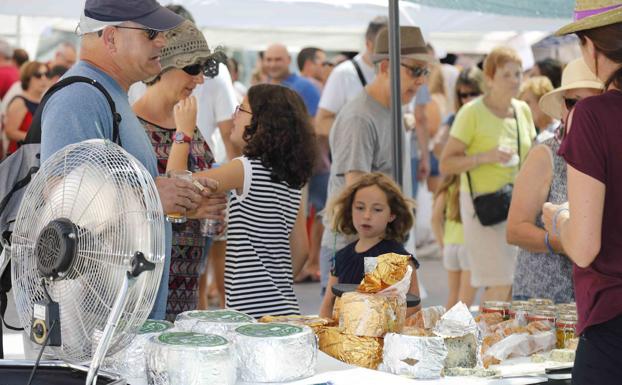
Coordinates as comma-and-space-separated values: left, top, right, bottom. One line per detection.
0, 76, 122, 357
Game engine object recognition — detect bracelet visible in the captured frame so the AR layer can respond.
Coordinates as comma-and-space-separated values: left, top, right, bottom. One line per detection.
552, 207, 569, 237
544, 231, 556, 254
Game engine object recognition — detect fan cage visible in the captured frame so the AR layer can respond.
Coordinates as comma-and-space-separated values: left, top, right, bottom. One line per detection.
11, 139, 165, 364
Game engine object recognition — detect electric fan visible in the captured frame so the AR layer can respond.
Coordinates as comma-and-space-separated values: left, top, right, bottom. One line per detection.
9, 139, 165, 384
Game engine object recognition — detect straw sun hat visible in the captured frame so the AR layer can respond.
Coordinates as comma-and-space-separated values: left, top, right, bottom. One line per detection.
556, 0, 622, 35
539, 58, 604, 120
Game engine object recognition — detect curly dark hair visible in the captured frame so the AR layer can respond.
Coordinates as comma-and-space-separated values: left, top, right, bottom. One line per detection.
243, 84, 316, 188
327, 172, 416, 243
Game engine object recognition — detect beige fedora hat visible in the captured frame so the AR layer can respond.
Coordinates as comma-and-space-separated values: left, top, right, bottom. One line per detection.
539, 58, 604, 119
556, 0, 622, 35
373, 26, 432, 63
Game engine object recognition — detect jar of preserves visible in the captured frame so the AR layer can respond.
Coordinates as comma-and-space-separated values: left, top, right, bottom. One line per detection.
527, 309, 556, 327
528, 298, 554, 307
556, 312, 578, 349
509, 303, 531, 320
481, 301, 510, 320
556, 303, 577, 314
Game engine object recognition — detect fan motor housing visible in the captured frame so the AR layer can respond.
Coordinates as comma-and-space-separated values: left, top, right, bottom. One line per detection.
34, 218, 78, 280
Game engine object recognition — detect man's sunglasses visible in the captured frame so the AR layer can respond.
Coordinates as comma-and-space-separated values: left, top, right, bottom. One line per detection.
400, 62, 430, 78
458, 91, 481, 99
115, 26, 160, 40
563, 97, 579, 110
182, 58, 221, 78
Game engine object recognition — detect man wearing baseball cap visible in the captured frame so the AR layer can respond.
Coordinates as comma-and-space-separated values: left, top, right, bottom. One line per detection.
39, 0, 222, 319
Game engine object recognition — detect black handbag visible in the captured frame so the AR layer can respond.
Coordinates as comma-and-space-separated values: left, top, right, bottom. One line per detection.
466, 105, 521, 226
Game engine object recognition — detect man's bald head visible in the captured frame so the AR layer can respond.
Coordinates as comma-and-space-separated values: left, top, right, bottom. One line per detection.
53, 42, 77, 68
264, 43, 291, 82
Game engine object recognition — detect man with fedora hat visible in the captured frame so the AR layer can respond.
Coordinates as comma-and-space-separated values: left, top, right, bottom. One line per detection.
318, 25, 431, 297
38, 0, 224, 319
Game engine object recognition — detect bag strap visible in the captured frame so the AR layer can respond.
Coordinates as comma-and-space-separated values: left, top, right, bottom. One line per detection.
350, 59, 367, 87
465, 101, 522, 198
24, 76, 122, 146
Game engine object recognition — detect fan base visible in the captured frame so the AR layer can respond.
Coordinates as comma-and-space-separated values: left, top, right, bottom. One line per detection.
0, 360, 124, 385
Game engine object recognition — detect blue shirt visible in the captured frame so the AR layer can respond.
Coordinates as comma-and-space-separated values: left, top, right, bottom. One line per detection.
281, 73, 320, 116
40, 60, 171, 319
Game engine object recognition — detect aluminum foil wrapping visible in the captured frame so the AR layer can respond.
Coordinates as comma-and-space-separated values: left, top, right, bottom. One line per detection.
174, 309, 255, 340
233, 323, 317, 382
104, 319, 174, 380
146, 332, 236, 385
317, 326, 384, 369
259, 315, 334, 333
379, 333, 447, 379
339, 291, 405, 337
433, 301, 477, 338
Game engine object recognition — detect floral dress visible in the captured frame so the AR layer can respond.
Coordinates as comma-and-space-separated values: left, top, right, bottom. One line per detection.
139, 117, 214, 321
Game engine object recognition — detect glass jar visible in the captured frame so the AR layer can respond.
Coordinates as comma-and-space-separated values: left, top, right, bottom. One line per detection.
528, 298, 554, 307
556, 312, 578, 349
527, 309, 556, 326
481, 301, 510, 320
556, 303, 577, 314
509, 304, 531, 319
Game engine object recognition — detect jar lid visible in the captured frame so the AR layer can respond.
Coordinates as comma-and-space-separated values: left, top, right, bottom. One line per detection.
528, 298, 554, 306
482, 301, 510, 309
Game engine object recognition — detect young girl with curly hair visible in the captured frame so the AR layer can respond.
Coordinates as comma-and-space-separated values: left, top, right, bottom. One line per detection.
318, 172, 420, 318
198, 83, 316, 318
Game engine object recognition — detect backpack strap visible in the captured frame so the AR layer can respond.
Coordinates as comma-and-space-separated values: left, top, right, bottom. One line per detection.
350, 59, 367, 87
24, 76, 122, 146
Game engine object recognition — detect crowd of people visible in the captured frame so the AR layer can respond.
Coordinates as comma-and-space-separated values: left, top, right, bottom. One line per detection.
1, 0, 621, 382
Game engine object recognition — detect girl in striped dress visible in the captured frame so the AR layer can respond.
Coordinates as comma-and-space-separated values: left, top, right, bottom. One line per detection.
197, 84, 316, 318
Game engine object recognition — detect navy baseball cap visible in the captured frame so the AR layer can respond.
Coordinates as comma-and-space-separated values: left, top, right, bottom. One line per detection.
77, 0, 184, 35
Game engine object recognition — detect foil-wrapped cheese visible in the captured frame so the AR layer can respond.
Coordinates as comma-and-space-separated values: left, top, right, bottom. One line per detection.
259, 315, 333, 333
379, 333, 447, 379
104, 319, 174, 381
333, 296, 342, 322
146, 332, 236, 385
317, 326, 384, 369
174, 309, 255, 340
339, 292, 405, 337
234, 323, 317, 382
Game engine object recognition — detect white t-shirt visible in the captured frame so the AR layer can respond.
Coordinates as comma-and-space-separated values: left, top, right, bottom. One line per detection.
318, 53, 375, 114
128, 63, 238, 162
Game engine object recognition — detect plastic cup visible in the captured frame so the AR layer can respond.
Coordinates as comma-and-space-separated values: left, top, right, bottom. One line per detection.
166, 170, 193, 223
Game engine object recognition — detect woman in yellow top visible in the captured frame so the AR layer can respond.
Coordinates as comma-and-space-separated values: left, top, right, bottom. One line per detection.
440, 46, 536, 303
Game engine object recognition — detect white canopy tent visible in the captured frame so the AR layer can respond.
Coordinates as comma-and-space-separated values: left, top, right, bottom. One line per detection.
1, 0, 572, 61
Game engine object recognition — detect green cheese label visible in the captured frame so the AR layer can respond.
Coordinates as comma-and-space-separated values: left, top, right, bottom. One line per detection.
235, 323, 303, 338
139, 320, 173, 334
187, 310, 254, 323
158, 332, 228, 347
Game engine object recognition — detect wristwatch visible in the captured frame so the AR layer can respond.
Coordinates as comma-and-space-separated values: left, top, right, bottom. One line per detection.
173, 131, 192, 144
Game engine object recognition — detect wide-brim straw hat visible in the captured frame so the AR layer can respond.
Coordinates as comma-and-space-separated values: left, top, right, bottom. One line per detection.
539, 58, 604, 119
372, 26, 432, 63
556, 0, 622, 35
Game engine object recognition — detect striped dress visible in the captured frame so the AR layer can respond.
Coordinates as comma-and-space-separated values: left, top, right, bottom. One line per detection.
225, 156, 301, 318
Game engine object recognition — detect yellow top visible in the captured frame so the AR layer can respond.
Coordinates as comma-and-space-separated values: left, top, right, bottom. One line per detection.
450, 97, 536, 194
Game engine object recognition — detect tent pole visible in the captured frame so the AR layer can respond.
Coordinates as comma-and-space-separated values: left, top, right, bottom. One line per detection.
388, 0, 403, 187
16, 15, 22, 48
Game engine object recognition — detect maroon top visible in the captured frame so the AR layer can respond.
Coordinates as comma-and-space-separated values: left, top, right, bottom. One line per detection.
559, 90, 622, 335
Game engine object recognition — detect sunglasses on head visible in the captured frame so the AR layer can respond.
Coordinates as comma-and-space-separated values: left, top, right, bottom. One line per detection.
114, 25, 160, 40
182, 58, 221, 78
400, 62, 430, 78
459, 91, 481, 99
563, 97, 579, 110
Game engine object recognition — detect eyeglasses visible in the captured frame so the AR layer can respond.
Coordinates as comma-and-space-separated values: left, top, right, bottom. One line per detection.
458, 91, 481, 99
400, 62, 430, 78
563, 97, 579, 110
32, 71, 52, 79
234, 104, 252, 117
114, 26, 160, 40
181, 59, 221, 78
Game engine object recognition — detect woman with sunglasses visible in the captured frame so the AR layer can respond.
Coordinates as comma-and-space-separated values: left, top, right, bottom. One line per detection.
440, 47, 537, 303
542, 2, 622, 382
507, 58, 603, 304
132, 20, 223, 322
4, 61, 50, 155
